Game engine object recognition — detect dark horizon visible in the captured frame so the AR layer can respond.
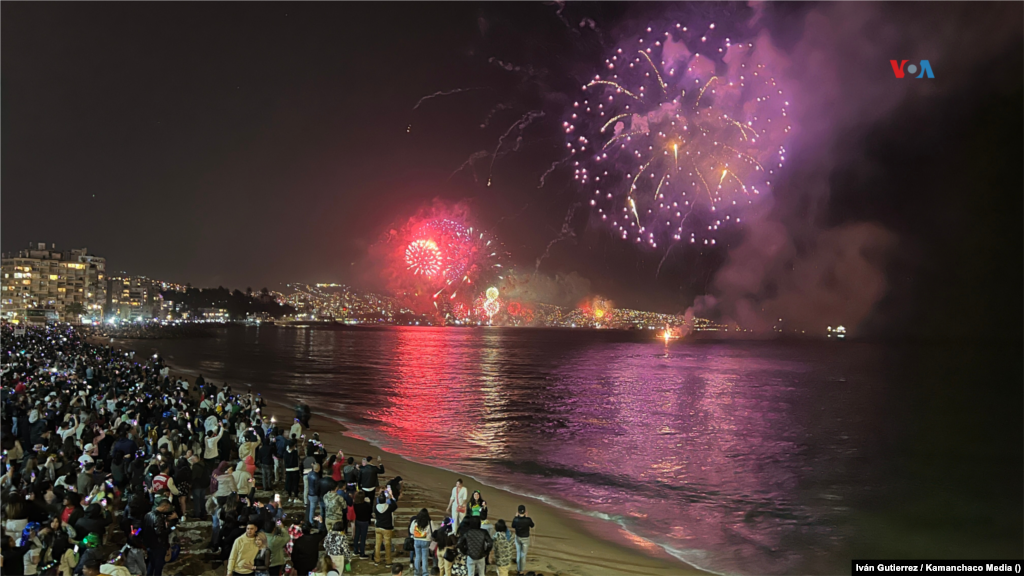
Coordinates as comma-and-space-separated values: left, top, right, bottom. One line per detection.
3, 2, 1021, 340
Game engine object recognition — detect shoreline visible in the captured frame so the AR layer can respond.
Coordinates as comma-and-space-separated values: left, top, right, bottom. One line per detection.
105, 335, 709, 576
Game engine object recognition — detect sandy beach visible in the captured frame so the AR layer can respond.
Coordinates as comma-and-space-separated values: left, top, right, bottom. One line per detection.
109, 336, 706, 576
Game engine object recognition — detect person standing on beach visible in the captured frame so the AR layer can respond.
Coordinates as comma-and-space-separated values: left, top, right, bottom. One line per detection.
273, 429, 287, 484
408, 509, 435, 576
226, 522, 259, 576
306, 462, 322, 524
324, 521, 353, 573
467, 491, 487, 522
373, 485, 398, 566
446, 480, 468, 529
189, 455, 209, 520
489, 519, 515, 576
353, 493, 372, 558
358, 456, 384, 501
456, 517, 491, 576
284, 443, 301, 502
329, 452, 343, 484
289, 418, 302, 442
511, 505, 535, 574
324, 485, 349, 532
257, 434, 275, 491
386, 475, 403, 501
342, 457, 359, 491
204, 424, 224, 468
142, 496, 178, 576
302, 444, 317, 515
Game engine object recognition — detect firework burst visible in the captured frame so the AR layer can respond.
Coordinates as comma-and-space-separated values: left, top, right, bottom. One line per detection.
379, 205, 508, 323
568, 23, 790, 248
405, 218, 502, 301
405, 239, 443, 277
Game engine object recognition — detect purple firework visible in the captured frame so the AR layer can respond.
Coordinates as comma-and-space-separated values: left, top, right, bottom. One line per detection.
567, 23, 791, 248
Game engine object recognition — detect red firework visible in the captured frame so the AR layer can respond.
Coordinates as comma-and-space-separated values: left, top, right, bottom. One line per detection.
507, 301, 523, 316
405, 239, 443, 277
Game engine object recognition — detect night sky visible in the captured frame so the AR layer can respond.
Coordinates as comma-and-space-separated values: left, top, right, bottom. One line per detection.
3, 2, 1021, 340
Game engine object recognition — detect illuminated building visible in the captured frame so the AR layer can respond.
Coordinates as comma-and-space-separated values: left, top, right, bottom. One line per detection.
0, 243, 106, 322
106, 275, 158, 321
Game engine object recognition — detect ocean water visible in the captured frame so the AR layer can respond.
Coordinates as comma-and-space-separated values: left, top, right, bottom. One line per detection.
137, 326, 1022, 575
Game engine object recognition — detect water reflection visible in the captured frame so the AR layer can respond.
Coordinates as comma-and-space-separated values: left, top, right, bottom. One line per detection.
144, 326, 1019, 575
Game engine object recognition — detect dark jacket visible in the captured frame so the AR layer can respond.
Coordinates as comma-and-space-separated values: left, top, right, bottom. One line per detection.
290, 525, 327, 576
142, 509, 174, 549
74, 512, 111, 542
317, 475, 337, 498
358, 463, 384, 491
306, 471, 320, 499
354, 500, 372, 523
457, 528, 493, 561
284, 450, 299, 469
257, 442, 275, 466
191, 459, 210, 488
112, 436, 137, 459
216, 432, 233, 461
386, 476, 403, 499
342, 464, 359, 485
29, 419, 48, 446
373, 498, 397, 530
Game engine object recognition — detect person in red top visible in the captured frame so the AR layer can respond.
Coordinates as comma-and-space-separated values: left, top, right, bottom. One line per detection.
61, 492, 84, 527
331, 451, 344, 483
14, 381, 26, 395
151, 462, 171, 494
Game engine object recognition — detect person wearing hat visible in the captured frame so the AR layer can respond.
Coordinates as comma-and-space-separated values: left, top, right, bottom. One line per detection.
511, 505, 535, 574
78, 444, 95, 467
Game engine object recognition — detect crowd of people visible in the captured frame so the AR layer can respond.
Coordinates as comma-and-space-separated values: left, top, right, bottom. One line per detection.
0, 322, 542, 576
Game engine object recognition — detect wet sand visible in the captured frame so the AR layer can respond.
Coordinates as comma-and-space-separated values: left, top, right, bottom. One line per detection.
110, 336, 707, 576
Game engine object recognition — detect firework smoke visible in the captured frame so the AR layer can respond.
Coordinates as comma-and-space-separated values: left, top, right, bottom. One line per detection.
680, 3, 1020, 336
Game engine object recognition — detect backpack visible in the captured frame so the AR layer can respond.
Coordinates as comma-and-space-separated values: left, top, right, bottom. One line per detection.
411, 521, 431, 540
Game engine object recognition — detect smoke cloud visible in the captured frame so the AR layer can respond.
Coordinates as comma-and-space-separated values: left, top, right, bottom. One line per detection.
686, 3, 1020, 337
503, 270, 592, 308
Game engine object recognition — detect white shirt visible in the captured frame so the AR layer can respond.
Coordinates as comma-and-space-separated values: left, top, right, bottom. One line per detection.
205, 428, 224, 460
449, 485, 467, 512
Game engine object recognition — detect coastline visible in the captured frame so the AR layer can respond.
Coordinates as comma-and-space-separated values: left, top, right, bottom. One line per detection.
105, 335, 709, 576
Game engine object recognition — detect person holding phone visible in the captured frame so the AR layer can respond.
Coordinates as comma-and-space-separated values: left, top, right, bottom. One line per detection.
373, 486, 398, 565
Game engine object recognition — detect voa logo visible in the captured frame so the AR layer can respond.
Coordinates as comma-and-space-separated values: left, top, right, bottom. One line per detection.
891, 60, 934, 78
